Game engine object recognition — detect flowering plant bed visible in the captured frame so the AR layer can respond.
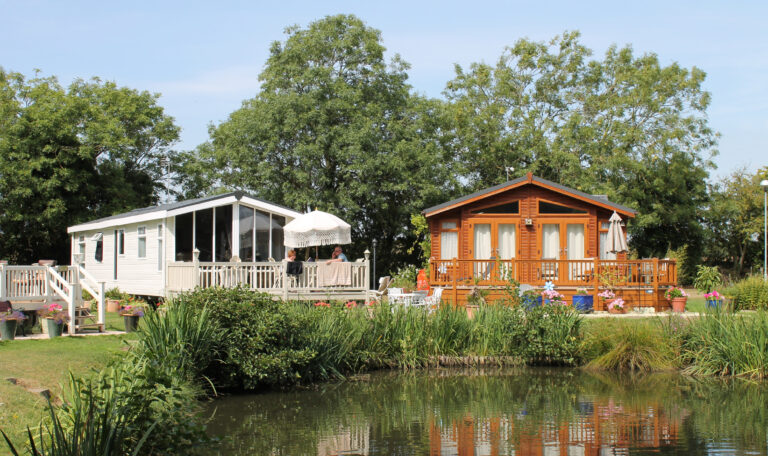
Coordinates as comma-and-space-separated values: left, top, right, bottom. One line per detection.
607, 298, 626, 314
37, 303, 69, 324
704, 290, 724, 309
664, 286, 687, 300
119, 305, 146, 317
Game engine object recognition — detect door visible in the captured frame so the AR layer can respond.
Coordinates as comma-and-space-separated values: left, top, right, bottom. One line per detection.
471, 221, 518, 280
539, 221, 588, 281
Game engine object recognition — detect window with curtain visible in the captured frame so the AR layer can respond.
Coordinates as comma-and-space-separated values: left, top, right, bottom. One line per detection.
498, 224, 516, 259
439, 221, 458, 260
473, 224, 492, 259
566, 224, 585, 260
599, 222, 616, 260
542, 224, 560, 259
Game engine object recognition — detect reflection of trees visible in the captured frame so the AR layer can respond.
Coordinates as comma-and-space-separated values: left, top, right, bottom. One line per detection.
200, 369, 768, 455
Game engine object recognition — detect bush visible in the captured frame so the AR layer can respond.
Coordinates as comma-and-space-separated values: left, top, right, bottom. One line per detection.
389, 265, 418, 289
583, 320, 679, 372
724, 276, 768, 310
693, 265, 723, 293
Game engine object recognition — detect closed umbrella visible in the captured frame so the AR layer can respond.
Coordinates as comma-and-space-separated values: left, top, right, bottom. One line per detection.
607, 211, 628, 253
283, 210, 352, 249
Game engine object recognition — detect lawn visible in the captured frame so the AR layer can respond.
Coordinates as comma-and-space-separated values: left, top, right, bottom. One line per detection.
0, 321, 136, 449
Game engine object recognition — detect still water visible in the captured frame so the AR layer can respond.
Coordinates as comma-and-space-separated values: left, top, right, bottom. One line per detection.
203, 368, 768, 455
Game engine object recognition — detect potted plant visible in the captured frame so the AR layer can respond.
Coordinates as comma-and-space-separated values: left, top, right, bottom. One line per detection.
598, 289, 616, 311
572, 288, 593, 313
37, 303, 69, 338
521, 289, 540, 310
120, 299, 147, 333
540, 289, 566, 306
0, 310, 27, 341
704, 290, 724, 310
607, 298, 626, 314
105, 288, 128, 313
665, 286, 688, 313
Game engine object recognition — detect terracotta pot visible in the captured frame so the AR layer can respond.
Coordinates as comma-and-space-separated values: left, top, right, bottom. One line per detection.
466, 305, 479, 319
608, 306, 626, 314
670, 297, 687, 313
106, 299, 121, 313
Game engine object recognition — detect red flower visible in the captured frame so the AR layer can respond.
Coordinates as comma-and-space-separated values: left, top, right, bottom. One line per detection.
345, 301, 356, 308
314, 302, 330, 308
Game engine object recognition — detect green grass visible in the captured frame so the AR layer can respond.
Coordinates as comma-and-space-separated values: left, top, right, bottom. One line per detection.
0, 334, 135, 449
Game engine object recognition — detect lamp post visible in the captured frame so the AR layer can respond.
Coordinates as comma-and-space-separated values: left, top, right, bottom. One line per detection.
372, 238, 377, 289
761, 179, 768, 281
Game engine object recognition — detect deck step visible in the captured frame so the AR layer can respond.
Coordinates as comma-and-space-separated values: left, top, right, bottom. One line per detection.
75, 323, 105, 333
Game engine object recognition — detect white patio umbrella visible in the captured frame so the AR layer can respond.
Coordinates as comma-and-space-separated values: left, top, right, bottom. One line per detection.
607, 211, 628, 253
283, 210, 352, 249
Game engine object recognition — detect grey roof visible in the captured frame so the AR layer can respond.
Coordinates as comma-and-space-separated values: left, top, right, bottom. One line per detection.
73, 191, 299, 226
423, 175, 636, 216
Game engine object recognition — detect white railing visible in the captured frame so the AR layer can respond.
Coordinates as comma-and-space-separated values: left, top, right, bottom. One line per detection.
166, 250, 372, 301
0, 264, 106, 334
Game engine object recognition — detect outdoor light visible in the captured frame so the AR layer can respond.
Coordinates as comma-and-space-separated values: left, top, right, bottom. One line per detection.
761, 179, 768, 281
372, 238, 377, 289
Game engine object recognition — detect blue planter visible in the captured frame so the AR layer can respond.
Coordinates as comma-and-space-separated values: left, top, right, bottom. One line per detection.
706, 299, 722, 310
572, 295, 594, 313
522, 295, 540, 310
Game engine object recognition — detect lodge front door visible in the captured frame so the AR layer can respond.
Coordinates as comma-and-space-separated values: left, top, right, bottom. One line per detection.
538, 219, 589, 282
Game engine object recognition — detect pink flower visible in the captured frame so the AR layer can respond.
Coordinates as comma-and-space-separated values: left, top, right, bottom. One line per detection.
598, 290, 615, 300
608, 298, 625, 310
345, 301, 356, 308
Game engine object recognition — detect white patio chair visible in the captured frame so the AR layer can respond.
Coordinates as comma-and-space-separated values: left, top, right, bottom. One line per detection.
388, 288, 405, 305
423, 288, 444, 313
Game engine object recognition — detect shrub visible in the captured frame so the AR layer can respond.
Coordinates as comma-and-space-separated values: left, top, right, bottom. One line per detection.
693, 265, 723, 293
181, 287, 316, 390
389, 265, 418, 290
723, 276, 768, 310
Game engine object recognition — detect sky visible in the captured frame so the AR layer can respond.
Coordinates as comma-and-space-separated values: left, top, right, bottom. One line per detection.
1, 0, 766, 179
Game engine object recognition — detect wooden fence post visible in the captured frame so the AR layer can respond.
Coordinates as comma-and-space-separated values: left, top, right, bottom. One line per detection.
98, 282, 106, 326
452, 258, 459, 306
653, 258, 660, 311
364, 249, 371, 304
593, 257, 600, 311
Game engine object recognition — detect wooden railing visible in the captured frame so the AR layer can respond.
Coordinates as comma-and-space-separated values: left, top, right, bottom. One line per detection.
430, 258, 676, 288
166, 254, 371, 301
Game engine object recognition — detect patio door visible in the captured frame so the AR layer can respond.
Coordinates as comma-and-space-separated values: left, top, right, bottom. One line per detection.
539, 220, 587, 281
471, 221, 518, 279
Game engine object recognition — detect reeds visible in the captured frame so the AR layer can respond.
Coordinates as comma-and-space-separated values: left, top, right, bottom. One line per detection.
584, 320, 679, 373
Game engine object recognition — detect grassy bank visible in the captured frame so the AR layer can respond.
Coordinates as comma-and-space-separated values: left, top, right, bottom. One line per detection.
0, 334, 134, 450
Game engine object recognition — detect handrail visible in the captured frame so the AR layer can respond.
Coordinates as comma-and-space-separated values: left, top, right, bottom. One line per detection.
46, 266, 73, 306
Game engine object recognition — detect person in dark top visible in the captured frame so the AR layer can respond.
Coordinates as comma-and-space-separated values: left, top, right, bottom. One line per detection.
287, 249, 303, 276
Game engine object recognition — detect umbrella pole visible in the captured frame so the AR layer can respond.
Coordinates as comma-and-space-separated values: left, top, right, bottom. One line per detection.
315, 246, 319, 260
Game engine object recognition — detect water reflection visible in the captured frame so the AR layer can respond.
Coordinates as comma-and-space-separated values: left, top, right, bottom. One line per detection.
202, 368, 768, 455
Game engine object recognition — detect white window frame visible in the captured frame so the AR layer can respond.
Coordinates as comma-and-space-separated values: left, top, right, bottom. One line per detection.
137, 226, 147, 259
117, 229, 125, 256
78, 235, 86, 256
157, 223, 164, 271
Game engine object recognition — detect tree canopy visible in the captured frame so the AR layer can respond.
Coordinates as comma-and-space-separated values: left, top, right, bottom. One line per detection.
191, 14, 459, 274
445, 31, 718, 258
0, 69, 179, 263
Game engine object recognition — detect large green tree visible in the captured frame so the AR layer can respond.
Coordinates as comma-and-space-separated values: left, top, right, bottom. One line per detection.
0, 69, 179, 263
444, 32, 717, 258
704, 167, 768, 276
192, 15, 459, 274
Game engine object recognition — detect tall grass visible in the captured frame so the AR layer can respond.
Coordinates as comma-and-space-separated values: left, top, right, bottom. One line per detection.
724, 276, 768, 310
583, 320, 679, 372
682, 309, 768, 378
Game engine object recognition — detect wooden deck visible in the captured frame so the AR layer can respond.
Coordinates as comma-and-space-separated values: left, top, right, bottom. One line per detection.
429, 258, 677, 310
166, 255, 372, 302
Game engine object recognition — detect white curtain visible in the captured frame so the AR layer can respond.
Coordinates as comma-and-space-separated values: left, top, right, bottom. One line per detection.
599, 232, 617, 260
542, 224, 560, 259
566, 224, 585, 260
474, 224, 492, 259
440, 231, 458, 259
498, 224, 516, 259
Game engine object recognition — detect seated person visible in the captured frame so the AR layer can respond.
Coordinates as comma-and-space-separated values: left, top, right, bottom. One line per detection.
287, 249, 303, 276
326, 246, 348, 264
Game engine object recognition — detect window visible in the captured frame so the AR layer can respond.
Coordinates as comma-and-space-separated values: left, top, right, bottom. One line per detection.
78, 235, 85, 259
175, 212, 194, 261
272, 215, 285, 261
137, 226, 147, 258
471, 201, 519, 214
92, 232, 103, 263
439, 221, 458, 260
157, 224, 163, 271
239, 206, 255, 261
254, 210, 270, 261
599, 222, 616, 260
195, 209, 213, 261
117, 229, 125, 255
214, 206, 233, 261
538, 201, 587, 214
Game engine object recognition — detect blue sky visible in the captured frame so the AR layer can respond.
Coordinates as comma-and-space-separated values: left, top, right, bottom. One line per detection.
2, 0, 766, 179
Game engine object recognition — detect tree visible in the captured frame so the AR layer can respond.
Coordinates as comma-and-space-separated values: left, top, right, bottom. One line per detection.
193, 15, 459, 274
704, 167, 768, 276
444, 32, 717, 257
0, 69, 180, 263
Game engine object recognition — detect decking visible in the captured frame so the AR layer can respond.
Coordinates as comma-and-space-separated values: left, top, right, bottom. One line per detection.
429, 258, 677, 310
166, 252, 372, 302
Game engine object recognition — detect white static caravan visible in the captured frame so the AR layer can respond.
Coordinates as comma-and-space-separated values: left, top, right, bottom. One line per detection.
66, 192, 302, 297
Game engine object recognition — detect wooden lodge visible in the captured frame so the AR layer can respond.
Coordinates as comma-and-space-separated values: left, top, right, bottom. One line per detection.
423, 173, 677, 311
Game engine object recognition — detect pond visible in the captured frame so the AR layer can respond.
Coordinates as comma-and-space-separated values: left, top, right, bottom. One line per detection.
203, 368, 768, 455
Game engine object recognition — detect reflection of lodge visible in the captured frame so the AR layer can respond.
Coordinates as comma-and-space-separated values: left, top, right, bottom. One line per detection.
426, 401, 681, 456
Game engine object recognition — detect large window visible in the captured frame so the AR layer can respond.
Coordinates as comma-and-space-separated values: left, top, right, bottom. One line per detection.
93, 232, 103, 263
175, 212, 194, 261
272, 215, 285, 261
471, 201, 519, 214
195, 209, 213, 261
117, 229, 125, 255
255, 210, 270, 261
239, 206, 254, 261
539, 201, 587, 214
214, 206, 233, 261
599, 222, 617, 260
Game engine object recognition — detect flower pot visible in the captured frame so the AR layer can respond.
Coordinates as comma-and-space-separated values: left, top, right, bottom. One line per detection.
466, 305, 479, 319
608, 307, 626, 314
1, 319, 18, 340
670, 297, 687, 313
123, 315, 140, 332
44, 318, 64, 338
705, 299, 722, 310
106, 299, 121, 313
572, 295, 594, 313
